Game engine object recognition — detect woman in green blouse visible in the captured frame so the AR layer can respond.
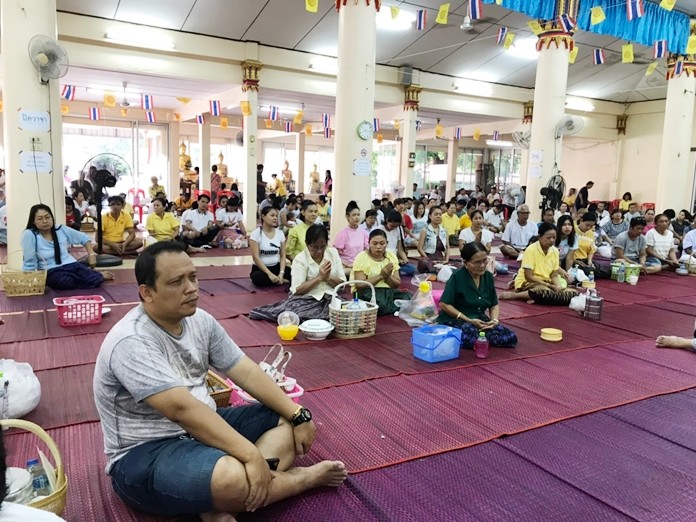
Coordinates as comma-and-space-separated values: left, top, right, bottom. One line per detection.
437, 241, 517, 349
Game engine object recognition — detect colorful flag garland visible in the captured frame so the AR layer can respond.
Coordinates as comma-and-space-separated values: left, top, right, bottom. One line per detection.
593, 48, 606, 65
141, 94, 154, 110
145, 111, 156, 123
61, 85, 76, 101
496, 27, 508, 45
653, 40, 667, 59
209, 100, 221, 116
88, 107, 101, 121
626, 0, 645, 21
468, 0, 482, 21
416, 10, 426, 30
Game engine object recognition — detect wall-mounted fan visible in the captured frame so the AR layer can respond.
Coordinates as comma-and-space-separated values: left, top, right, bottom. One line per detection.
540, 172, 566, 211
512, 129, 531, 150
28, 35, 69, 84
555, 115, 584, 138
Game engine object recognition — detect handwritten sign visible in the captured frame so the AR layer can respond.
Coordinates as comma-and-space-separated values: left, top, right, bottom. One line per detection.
18, 110, 50, 132
19, 150, 52, 174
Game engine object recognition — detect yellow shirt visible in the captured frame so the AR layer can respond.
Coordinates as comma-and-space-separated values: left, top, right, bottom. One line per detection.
574, 223, 597, 260
459, 214, 472, 230
272, 178, 287, 197
317, 204, 330, 223
174, 196, 194, 210
563, 195, 577, 207
441, 213, 460, 236
102, 211, 134, 242
286, 221, 309, 259
146, 212, 180, 241
619, 199, 634, 211
350, 250, 400, 289
149, 184, 166, 199
514, 241, 560, 289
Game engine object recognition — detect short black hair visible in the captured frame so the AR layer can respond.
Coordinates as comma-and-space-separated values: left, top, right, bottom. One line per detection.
386, 210, 402, 223
581, 212, 597, 223
460, 241, 488, 262
197, 194, 211, 203
108, 195, 124, 205
135, 241, 188, 290
630, 217, 646, 228
305, 224, 329, 245
369, 228, 387, 241
537, 222, 556, 237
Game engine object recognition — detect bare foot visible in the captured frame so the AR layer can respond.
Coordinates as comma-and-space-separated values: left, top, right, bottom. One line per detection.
656, 336, 692, 350
296, 461, 348, 489
188, 246, 206, 254
101, 271, 115, 281
499, 291, 516, 300
200, 512, 236, 522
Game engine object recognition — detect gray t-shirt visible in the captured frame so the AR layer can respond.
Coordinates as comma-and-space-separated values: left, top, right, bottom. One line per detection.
93, 305, 244, 472
612, 231, 646, 262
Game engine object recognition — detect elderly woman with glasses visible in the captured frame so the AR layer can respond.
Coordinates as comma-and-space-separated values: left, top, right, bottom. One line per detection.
437, 242, 517, 350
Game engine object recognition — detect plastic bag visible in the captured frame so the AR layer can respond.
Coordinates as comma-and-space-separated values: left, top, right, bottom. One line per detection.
0, 360, 41, 419
569, 292, 588, 313
437, 266, 454, 283
398, 281, 438, 327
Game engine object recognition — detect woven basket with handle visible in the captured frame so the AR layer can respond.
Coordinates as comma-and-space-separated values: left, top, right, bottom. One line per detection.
1, 251, 47, 297
0, 419, 68, 515
329, 280, 379, 339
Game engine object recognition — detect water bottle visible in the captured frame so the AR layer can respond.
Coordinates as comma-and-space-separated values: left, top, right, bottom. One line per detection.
474, 331, 489, 359
588, 271, 595, 283
347, 298, 362, 311
26, 458, 50, 497
617, 264, 626, 283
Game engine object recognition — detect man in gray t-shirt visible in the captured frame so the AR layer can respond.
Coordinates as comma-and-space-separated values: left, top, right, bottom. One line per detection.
94, 242, 346, 518
612, 217, 660, 274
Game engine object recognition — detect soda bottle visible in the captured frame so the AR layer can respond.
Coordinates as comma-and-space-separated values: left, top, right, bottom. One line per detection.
26, 458, 51, 497
474, 331, 489, 359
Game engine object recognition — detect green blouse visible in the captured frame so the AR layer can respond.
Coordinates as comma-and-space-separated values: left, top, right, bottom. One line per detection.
436, 267, 498, 323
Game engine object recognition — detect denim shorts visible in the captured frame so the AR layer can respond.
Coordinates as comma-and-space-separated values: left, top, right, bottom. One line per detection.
110, 404, 280, 516
645, 256, 663, 267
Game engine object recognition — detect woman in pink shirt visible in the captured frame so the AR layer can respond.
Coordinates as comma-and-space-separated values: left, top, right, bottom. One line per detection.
333, 200, 368, 276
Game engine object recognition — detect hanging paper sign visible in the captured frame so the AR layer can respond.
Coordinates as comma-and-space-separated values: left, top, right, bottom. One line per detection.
503, 33, 515, 50
240, 101, 252, 116
305, 0, 318, 13
590, 7, 606, 25
622, 44, 635, 63
104, 93, 116, 108
435, 124, 443, 137
305, 124, 312, 136
18, 110, 50, 132
19, 150, 52, 174
293, 111, 304, 124
61, 105, 69, 115
473, 129, 481, 141
645, 61, 658, 76
220, 117, 229, 129
265, 119, 273, 129
376, 134, 384, 143
390, 7, 399, 19
121, 108, 129, 117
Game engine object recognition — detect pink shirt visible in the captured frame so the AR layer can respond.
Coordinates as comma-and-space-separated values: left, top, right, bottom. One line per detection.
333, 226, 368, 265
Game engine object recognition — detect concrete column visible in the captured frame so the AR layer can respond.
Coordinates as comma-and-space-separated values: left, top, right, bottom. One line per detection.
2, 0, 64, 266
296, 131, 306, 194
241, 60, 262, 232
445, 138, 459, 201
399, 88, 419, 197
329, 2, 377, 236
198, 120, 211, 191
656, 60, 696, 211
168, 121, 180, 199
525, 32, 572, 217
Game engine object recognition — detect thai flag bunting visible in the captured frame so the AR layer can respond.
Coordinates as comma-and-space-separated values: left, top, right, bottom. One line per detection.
493, 130, 500, 140
416, 10, 426, 30
455, 127, 462, 140
653, 40, 667, 59
496, 27, 508, 45
209, 100, 221, 116
61, 85, 76, 101
145, 111, 156, 123
285, 121, 293, 133
324, 127, 331, 138
322, 113, 330, 128
557, 14, 575, 32
415, 120, 422, 131
196, 114, 205, 125
626, 0, 645, 21
675, 59, 684, 76
593, 49, 606, 65
269, 106, 279, 121
468, 0, 483, 21
88, 107, 100, 121
373, 118, 380, 132
141, 94, 154, 110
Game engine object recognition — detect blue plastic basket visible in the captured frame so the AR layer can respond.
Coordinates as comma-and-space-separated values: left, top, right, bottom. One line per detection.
411, 324, 462, 363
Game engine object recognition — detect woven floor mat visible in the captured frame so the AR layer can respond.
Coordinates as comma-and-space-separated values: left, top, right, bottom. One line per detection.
298, 339, 696, 472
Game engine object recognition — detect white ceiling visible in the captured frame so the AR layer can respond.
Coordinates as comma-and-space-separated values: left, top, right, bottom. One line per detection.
54, 0, 696, 116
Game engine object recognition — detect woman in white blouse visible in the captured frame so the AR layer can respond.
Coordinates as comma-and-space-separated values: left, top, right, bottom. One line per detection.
458, 210, 494, 253
249, 224, 346, 321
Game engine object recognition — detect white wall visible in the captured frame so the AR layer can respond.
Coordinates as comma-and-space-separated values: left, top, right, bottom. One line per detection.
561, 137, 618, 203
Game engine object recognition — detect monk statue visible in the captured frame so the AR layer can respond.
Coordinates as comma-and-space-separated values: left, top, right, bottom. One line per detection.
282, 160, 294, 193
216, 151, 229, 177
179, 143, 198, 185
309, 163, 321, 193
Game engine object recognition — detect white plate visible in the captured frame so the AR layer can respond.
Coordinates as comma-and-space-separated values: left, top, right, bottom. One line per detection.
300, 319, 333, 332
101, 307, 112, 315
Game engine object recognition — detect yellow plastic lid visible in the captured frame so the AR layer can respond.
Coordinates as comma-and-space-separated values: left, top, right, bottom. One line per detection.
419, 281, 431, 292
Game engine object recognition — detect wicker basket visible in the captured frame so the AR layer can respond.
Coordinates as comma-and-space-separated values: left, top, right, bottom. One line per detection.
0, 419, 68, 515
1, 252, 47, 297
207, 370, 232, 407
329, 280, 379, 339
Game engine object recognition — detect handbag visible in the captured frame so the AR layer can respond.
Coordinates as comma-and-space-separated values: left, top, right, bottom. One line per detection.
0, 359, 41, 419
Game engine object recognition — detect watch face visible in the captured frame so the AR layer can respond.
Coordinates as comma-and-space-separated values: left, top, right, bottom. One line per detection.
357, 121, 374, 140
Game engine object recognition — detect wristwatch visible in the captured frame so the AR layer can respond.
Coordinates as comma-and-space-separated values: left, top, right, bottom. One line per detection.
290, 406, 312, 427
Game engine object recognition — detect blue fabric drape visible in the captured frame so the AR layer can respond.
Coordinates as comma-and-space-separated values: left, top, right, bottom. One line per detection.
485, 0, 690, 55
482, 0, 556, 20
576, 0, 689, 54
